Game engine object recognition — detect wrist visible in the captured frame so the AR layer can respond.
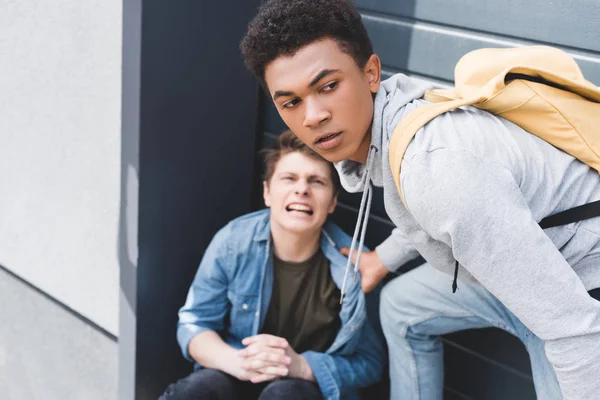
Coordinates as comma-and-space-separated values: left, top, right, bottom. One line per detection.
218, 346, 242, 376
374, 244, 399, 273
376, 259, 390, 277
295, 355, 315, 381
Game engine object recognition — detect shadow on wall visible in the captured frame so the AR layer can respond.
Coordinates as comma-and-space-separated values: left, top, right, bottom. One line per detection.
118, 1, 263, 399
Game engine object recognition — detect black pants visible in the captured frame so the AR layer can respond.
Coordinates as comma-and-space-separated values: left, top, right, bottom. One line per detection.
159, 368, 323, 400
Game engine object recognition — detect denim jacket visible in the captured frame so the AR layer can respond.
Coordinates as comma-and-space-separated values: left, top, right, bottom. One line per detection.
177, 209, 385, 400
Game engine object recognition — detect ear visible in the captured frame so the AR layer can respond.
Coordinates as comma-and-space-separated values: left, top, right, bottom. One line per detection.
364, 54, 382, 94
263, 181, 272, 207
328, 195, 338, 214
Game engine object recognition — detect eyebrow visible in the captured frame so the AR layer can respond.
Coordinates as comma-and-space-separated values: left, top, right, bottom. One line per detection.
309, 69, 340, 87
309, 174, 330, 182
279, 172, 330, 182
272, 69, 341, 101
273, 90, 294, 101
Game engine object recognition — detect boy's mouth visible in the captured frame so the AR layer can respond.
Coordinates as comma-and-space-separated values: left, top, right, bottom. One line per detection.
285, 203, 314, 216
315, 131, 343, 150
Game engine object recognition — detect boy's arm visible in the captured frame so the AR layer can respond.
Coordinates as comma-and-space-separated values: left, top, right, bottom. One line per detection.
187, 331, 243, 377
402, 149, 600, 400
302, 318, 385, 400
342, 232, 421, 293
176, 224, 232, 362
177, 225, 287, 382
375, 228, 421, 272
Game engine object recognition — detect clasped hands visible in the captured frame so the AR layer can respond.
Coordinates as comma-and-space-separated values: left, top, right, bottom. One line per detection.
232, 334, 313, 383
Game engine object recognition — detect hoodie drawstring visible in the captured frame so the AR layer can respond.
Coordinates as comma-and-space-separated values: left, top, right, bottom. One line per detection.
452, 261, 459, 293
353, 180, 373, 281
340, 145, 378, 303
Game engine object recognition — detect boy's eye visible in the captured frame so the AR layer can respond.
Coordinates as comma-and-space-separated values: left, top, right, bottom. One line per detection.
321, 81, 338, 92
282, 98, 300, 109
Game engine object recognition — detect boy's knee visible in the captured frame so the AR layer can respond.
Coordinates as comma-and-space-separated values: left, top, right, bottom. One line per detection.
259, 379, 320, 400
159, 369, 236, 400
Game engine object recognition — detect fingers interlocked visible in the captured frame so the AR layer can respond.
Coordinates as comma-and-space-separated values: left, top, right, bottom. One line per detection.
239, 335, 292, 383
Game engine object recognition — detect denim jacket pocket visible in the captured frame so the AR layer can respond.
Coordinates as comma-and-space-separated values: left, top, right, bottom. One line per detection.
227, 291, 259, 339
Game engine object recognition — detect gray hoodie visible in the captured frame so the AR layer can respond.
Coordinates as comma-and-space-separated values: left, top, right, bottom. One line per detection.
335, 74, 600, 399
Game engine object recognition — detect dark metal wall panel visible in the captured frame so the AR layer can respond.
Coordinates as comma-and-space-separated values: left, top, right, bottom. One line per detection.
444, 336, 537, 399
354, 0, 600, 53
332, 205, 394, 252
362, 13, 600, 85
120, 1, 263, 399
444, 329, 533, 378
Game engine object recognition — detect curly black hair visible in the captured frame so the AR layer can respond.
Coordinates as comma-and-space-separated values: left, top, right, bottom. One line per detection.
240, 0, 373, 86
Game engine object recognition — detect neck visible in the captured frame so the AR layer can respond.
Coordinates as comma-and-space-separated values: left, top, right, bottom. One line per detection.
349, 128, 372, 164
270, 220, 321, 262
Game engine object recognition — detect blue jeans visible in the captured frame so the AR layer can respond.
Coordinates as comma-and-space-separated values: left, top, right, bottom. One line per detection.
159, 368, 322, 400
380, 264, 563, 400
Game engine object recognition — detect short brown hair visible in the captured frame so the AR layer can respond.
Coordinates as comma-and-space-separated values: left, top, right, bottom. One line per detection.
262, 130, 341, 194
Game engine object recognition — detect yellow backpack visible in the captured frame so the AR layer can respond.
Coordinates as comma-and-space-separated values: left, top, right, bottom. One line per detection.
388, 46, 600, 293
389, 45, 600, 205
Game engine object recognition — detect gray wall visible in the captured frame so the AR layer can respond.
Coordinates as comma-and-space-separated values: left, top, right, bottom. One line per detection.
0, 2, 121, 399
0, 1, 121, 336
261, 1, 600, 398
0, 268, 117, 400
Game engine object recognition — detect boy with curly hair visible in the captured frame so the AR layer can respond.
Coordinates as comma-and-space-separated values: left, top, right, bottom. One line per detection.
240, 1, 600, 399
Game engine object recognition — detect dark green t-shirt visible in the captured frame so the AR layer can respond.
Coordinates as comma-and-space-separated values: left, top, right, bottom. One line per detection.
260, 248, 342, 354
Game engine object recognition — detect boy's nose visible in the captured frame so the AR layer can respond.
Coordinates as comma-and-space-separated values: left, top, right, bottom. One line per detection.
303, 98, 331, 128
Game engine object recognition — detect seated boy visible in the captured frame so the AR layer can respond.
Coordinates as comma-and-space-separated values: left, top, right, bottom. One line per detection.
159, 130, 385, 400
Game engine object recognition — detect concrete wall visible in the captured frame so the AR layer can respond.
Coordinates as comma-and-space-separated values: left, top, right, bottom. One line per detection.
0, 267, 117, 400
0, 0, 122, 335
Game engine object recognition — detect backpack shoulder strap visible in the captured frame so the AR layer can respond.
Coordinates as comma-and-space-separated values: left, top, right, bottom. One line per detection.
539, 200, 600, 229
389, 96, 477, 206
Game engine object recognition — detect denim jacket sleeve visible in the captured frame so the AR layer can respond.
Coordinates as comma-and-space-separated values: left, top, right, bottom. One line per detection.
176, 223, 231, 361
302, 316, 385, 400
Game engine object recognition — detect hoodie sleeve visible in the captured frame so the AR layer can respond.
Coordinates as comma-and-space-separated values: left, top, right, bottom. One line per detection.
401, 149, 600, 400
375, 228, 421, 272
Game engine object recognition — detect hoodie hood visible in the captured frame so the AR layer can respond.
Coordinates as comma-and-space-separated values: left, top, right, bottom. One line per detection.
334, 74, 433, 192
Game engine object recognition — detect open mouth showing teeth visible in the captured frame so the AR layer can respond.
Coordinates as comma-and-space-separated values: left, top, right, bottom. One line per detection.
286, 205, 313, 215
316, 132, 341, 143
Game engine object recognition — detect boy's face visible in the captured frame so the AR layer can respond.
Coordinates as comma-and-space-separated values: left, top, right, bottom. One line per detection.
264, 39, 381, 164
263, 151, 337, 235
